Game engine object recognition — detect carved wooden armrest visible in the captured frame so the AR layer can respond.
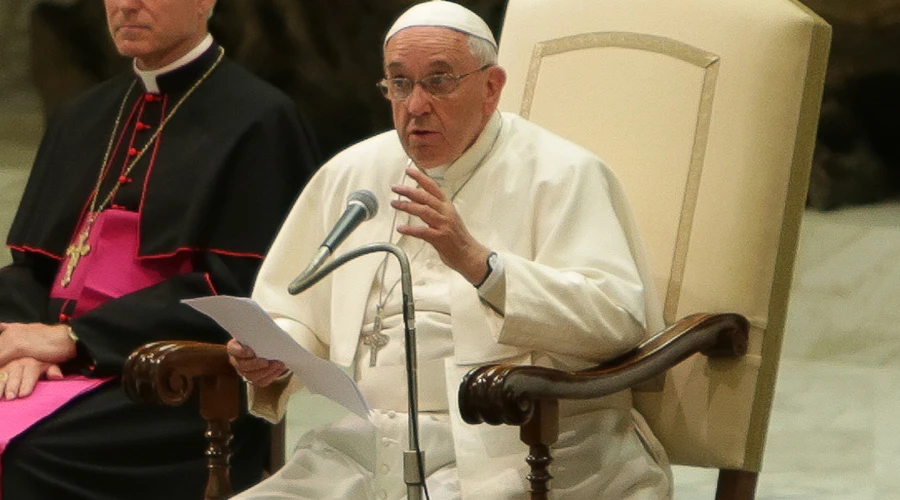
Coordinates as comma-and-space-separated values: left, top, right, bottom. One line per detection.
123, 341, 239, 500
124, 341, 235, 406
459, 312, 748, 426
457, 312, 749, 499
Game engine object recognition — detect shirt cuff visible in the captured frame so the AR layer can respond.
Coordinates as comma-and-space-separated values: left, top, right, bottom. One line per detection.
247, 372, 300, 423
63, 324, 98, 375
476, 253, 506, 314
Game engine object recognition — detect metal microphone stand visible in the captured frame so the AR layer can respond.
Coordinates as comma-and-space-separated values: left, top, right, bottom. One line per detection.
288, 243, 425, 500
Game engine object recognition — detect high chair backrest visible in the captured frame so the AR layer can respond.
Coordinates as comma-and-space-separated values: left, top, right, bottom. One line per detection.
495, 0, 830, 472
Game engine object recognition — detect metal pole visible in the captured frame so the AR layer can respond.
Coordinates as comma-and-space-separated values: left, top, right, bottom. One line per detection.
288, 243, 426, 498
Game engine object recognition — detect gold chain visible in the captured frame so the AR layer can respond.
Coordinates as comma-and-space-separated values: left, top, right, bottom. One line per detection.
59, 47, 225, 288
88, 46, 225, 215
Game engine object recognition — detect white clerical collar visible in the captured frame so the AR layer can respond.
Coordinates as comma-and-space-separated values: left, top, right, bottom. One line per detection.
134, 34, 213, 94
424, 165, 450, 181
438, 111, 503, 187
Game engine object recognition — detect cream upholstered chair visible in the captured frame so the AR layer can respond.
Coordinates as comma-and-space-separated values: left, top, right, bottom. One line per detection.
458, 0, 831, 498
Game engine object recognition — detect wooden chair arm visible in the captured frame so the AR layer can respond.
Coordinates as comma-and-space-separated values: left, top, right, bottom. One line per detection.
123, 341, 236, 407
123, 341, 240, 500
458, 312, 749, 427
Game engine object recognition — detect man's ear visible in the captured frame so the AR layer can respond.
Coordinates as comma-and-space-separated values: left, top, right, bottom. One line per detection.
483, 66, 507, 115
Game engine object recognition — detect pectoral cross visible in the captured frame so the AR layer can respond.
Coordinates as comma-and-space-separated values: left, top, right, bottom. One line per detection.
362, 310, 389, 367
61, 225, 92, 287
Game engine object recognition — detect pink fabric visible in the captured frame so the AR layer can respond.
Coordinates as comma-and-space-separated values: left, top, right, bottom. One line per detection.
0, 210, 194, 491
50, 209, 193, 317
0, 376, 109, 496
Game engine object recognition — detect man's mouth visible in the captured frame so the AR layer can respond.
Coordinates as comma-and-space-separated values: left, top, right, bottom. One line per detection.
118, 24, 149, 32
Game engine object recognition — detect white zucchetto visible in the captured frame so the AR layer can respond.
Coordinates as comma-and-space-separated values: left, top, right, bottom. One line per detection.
384, 0, 497, 49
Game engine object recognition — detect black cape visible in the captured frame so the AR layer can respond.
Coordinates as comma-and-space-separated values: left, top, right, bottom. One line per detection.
1, 42, 320, 499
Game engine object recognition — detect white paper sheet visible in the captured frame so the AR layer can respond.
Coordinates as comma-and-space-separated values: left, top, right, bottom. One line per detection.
183, 296, 372, 421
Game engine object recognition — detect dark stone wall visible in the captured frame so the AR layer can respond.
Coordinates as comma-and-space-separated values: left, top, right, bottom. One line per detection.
803, 0, 900, 209
29, 0, 508, 161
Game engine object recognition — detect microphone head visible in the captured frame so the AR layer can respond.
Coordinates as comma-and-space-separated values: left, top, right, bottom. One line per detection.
347, 190, 378, 220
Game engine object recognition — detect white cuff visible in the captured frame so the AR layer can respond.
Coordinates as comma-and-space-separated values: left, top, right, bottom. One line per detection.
476, 252, 505, 314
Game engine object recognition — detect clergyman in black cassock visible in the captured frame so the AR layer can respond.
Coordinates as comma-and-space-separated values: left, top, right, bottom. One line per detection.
0, 13, 320, 500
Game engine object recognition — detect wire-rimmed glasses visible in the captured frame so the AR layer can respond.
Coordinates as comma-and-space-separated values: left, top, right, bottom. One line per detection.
377, 65, 492, 101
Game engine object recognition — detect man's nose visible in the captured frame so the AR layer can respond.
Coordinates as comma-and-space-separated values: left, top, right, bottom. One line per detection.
116, 0, 142, 11
405, 84, 433, 116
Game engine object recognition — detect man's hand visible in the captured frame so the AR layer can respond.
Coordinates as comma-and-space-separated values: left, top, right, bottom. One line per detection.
392, 167, 491, 285
226, 339, 288, 387
0, 322, 77, 368
0, 357, 64, 400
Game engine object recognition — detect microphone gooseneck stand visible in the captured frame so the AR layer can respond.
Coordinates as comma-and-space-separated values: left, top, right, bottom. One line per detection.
288, 243, 428, 500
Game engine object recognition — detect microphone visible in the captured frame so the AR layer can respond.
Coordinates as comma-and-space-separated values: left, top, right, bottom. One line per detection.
282, 241, 427, 499
288, 190, 378, 294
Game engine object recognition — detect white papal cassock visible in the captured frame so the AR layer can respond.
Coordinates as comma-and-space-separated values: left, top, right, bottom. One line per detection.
236, 111, 672, 499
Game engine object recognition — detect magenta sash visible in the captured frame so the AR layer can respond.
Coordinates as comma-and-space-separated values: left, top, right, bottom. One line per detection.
0, 210, 193, 490
49, 209, 193, 315
0, 376, 107, 483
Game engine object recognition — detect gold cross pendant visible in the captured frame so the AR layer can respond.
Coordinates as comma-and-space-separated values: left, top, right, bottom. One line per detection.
61, 225, 92, 287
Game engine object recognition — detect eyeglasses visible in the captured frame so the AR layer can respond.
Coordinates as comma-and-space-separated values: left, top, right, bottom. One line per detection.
377, 65, 492, 101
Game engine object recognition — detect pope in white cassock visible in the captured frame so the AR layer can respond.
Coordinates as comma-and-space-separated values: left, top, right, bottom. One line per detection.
228, 1, 673, 498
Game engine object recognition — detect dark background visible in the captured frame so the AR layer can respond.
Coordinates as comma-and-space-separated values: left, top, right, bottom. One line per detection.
15, 0, 900, 209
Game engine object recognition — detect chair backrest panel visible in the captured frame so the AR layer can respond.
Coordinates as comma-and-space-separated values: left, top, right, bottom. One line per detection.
498, 0, 830, 471
519, 33, 718, 324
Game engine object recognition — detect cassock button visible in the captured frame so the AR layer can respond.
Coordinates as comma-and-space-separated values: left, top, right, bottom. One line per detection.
144, 93, 158, 102
111, 204, 124, 210
118, 175, 132, 185
127, 147, 139, 157
136, 122, 151, 131
58, 313, 69, 323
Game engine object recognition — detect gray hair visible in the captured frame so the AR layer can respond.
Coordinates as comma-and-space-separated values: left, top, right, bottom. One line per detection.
467, 34, 498, 66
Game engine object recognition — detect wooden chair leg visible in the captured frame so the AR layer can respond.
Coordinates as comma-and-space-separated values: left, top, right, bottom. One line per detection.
715, 469, 758, 500
199, 374, 240, 500
519, 399, 560, 500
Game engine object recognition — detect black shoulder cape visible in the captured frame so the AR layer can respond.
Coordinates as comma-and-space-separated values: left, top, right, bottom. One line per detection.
7, 42, 319, 260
